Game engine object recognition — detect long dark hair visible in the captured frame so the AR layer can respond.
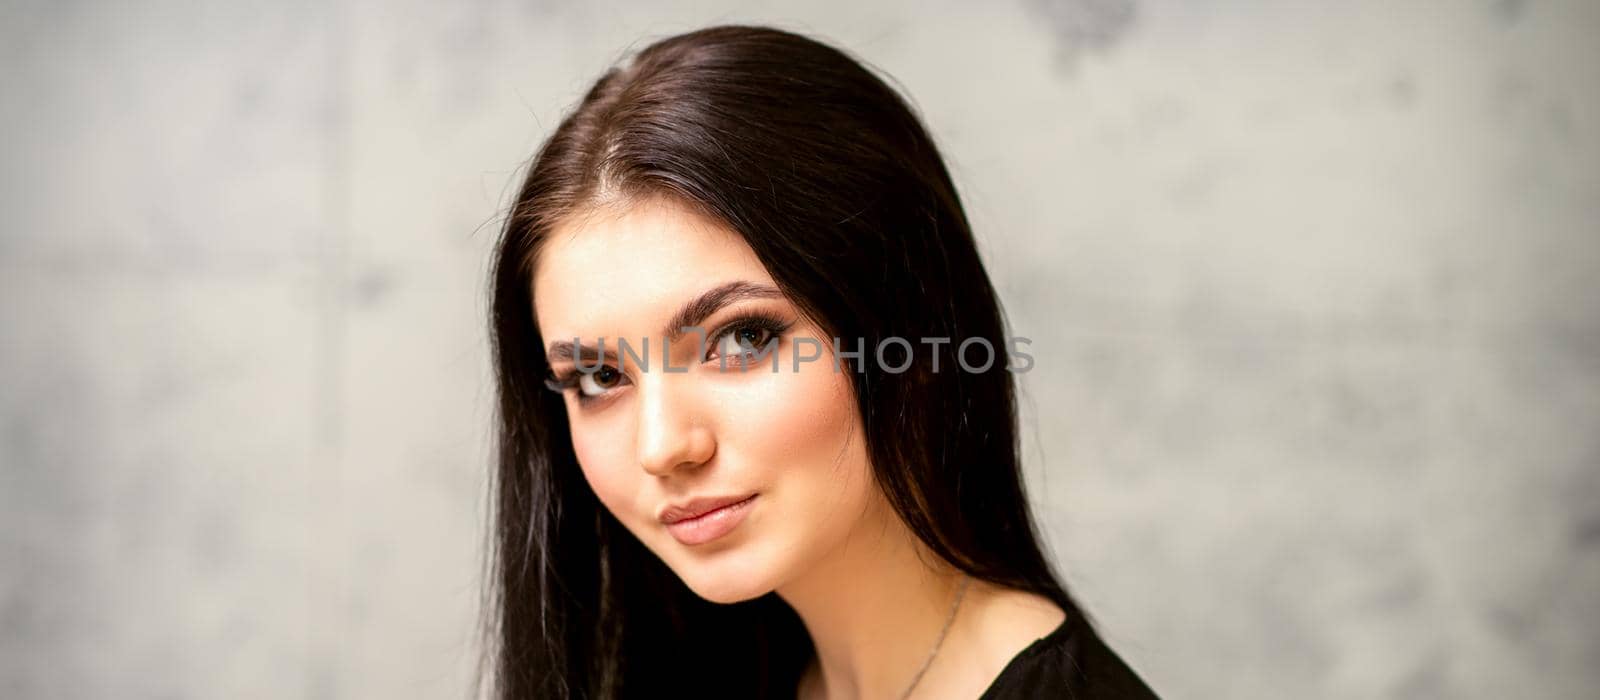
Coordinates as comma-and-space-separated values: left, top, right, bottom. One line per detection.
486, 24, 1084, 699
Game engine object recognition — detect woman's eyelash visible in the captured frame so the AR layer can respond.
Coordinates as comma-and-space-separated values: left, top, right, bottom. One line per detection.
543, 372, 579, 393
705, 311, 793, 361
540, 310, 796, 400
544, 363, 629, 405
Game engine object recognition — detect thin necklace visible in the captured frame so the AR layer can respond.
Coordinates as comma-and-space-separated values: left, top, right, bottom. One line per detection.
898, 574, 971, 700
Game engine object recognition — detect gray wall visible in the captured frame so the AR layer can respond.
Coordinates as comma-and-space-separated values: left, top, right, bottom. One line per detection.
3, 0, 1597, 698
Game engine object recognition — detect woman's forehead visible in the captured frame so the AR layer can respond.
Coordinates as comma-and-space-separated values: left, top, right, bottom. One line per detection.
531, 198, 774, 339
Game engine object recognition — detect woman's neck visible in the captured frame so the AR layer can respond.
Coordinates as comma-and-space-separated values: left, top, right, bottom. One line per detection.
777, 490, 968, 700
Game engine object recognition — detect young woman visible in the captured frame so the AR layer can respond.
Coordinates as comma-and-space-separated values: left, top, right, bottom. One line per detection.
486, 24, 1159, 699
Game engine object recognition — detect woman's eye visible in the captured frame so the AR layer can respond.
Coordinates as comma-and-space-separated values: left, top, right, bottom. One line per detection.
712, 326, 775, 362
577, 366, 626, 396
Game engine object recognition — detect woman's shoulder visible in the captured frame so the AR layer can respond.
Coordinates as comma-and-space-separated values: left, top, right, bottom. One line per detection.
975, 606, 1161, 699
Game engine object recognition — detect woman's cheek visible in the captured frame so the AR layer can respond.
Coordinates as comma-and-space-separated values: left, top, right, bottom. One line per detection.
716, 352, 859, 472
570, 420, 638, 519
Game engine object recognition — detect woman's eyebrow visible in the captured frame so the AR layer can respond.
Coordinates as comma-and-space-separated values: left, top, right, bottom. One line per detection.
543, 280, 783, 361
662, 280, 783, 343
544, 340, 603, 364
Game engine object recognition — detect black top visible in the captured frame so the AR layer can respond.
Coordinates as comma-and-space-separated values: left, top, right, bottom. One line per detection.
975, 611, 1160, 699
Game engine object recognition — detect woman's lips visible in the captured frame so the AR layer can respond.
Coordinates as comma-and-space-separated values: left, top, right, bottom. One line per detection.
660, 494, 758, 546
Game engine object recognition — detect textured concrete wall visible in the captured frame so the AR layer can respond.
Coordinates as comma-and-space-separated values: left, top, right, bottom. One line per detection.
3, 1, 1596, 698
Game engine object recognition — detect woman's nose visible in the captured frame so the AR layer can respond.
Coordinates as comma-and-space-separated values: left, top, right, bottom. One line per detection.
635, 375, 716, 477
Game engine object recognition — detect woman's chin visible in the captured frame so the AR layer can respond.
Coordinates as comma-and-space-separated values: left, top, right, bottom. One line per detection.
688, 581, 766, 604
666, 555, 778, 604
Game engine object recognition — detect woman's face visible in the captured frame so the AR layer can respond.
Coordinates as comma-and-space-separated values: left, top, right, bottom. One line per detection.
532, 195, 879, 604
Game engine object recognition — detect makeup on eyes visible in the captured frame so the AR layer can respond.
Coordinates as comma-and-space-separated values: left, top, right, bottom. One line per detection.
542, 308, 797, 404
